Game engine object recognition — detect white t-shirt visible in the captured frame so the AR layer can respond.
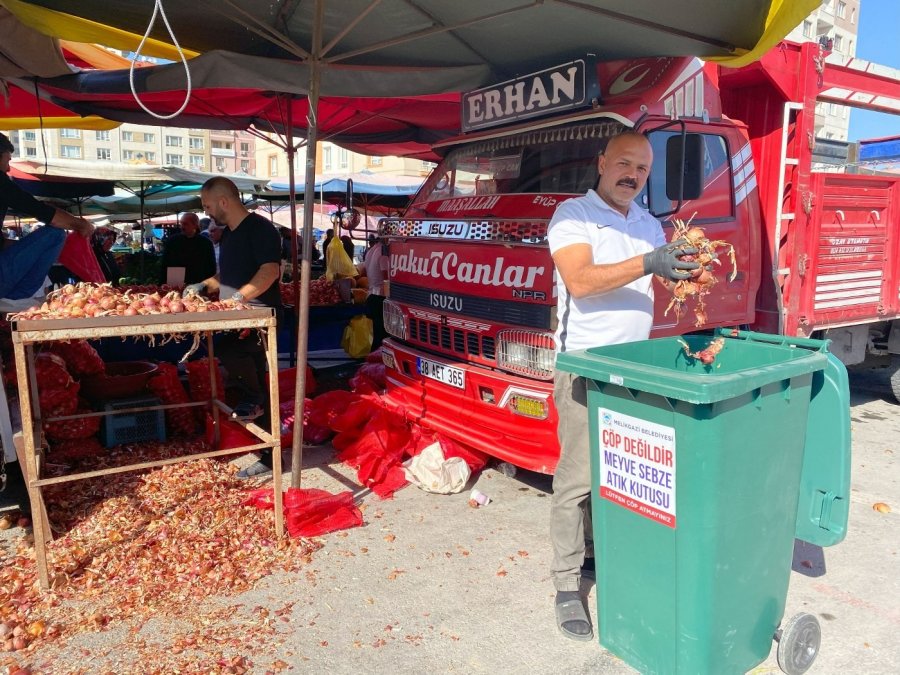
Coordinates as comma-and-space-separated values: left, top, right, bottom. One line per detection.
547, 190, 666, 353
364, 243, 389, 297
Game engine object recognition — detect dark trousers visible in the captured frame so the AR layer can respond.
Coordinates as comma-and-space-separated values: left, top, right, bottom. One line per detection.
365, 293, 386, 350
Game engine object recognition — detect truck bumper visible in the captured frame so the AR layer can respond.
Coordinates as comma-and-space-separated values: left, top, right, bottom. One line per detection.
380, 339, 560, 474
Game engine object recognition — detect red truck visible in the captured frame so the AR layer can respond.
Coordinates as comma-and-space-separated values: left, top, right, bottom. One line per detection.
377, 40, 900, 473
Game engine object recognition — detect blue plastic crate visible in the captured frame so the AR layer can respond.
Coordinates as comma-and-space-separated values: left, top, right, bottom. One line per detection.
102, 395, 167, 448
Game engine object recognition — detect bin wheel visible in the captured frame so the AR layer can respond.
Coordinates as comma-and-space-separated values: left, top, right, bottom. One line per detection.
775, 613, 821, 675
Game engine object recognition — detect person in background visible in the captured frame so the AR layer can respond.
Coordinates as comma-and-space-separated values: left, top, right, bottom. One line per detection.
321, 228, 334, 258
547, 131, 698, 641
0, 132, 94, 299
193, 177, 282, 479
206, 218, 224, 266
340, 235, 355, 263
92, 228, 122, 285
159, 212, 217, 286
358, 233, 389, 349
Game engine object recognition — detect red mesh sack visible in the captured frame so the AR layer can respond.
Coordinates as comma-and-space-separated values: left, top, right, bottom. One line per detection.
271, 366, 317, 400
44, 406, 101, 441
46, 340, 105, 377
34, 352, 74, 390
186, 358, 224, 423
39, 381, 80, 418
306, 390, 357, 429
148, 363, 196, 436
57, 232, 105, 283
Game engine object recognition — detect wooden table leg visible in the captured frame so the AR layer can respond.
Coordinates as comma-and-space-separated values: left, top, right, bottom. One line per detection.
266, 324, 284, 539
13, 342, 50, 590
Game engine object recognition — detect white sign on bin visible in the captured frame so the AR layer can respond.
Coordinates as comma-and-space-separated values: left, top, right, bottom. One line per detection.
597, 408, 676, 528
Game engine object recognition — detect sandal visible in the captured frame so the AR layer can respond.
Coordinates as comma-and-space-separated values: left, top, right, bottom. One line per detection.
555, 591, 593, 641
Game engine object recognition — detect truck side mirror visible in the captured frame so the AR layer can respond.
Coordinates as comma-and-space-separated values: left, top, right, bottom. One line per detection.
665, 134, 703, 201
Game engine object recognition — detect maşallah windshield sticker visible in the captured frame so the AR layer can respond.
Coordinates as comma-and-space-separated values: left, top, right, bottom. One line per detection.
597, 408, 676, 528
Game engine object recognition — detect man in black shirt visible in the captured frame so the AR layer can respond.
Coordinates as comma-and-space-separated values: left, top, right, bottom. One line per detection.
0, 132, 94, 299
194, 177, 282, 479
159, 212, 216, 286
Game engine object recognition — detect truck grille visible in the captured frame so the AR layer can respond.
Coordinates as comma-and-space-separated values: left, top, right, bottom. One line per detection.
409, 317, 496, 363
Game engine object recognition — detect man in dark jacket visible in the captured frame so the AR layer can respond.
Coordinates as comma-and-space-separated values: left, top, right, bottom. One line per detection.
159, 212, 216, 286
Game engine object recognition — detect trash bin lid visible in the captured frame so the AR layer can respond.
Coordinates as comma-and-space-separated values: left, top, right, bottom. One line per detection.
556, 334, 827, 405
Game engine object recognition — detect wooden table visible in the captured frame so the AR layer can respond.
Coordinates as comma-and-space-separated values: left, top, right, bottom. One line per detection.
10, 309, 284, 590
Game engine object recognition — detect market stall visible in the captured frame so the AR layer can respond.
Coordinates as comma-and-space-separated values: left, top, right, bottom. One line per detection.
9, 303, 283, 590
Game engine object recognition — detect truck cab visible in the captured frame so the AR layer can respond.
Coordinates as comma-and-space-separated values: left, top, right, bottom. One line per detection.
378, 43, 900, 472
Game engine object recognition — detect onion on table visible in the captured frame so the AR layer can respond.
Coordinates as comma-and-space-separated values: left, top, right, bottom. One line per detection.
7, 282, 250, 322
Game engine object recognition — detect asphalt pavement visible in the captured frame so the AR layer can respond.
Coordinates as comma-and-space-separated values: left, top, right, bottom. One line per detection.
1, 365, 898, 673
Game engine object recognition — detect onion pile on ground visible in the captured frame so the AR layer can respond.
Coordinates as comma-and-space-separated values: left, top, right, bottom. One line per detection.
664, 217, 737, 327
7, 283, 250, 322
0, 444, 319, 671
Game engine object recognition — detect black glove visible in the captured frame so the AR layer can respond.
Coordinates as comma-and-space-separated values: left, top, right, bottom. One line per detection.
642, 239, 700, 281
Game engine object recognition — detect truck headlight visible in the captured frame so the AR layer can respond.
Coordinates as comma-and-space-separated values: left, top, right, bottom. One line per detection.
496, 329, 556, 380
383, 300, 407, 340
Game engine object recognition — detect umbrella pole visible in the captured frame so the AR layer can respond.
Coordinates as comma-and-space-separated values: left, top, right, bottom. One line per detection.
291, 0, 324, 490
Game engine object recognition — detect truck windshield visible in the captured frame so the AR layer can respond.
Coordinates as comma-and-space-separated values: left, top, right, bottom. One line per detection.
413, 120, 625, 208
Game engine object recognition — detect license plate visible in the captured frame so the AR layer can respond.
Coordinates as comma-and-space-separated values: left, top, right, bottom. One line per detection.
417, 357, 465, 389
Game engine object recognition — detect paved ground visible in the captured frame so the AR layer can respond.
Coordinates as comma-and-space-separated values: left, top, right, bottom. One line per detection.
2, 365, 898, 673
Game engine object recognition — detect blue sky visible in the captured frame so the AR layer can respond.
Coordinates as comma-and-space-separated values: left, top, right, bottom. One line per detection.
847, 0, 900, 140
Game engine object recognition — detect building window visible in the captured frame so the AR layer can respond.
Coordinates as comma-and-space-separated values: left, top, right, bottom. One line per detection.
143, 133, 155, 144
123, 150, 135, 160
122, 131, 134, 141
369, 156, 383, 166
848, 39, 854, 55
165, 153, 183, 166
60, 145, 82, 159
24, 147, 37, 158
215, 160, 226, 172
240, 160, 250, 173
240, 142, 250, 155
339, 148, 348, 169
96, 130, 110, 141
144, 151, 156, 163
190, 155, 204, 169
825, 131, 835, 139
268, 155, 278, 176
833, 34, 844, 52
802, 20, 813, 39
97, 148, 111, 160
189, 137, 204, 149
23, 131, 36, 141
828, 103, 838, 115
850, 7, 856, 23
323, 146, 332, 170
60, 129, 81, 139
165, 135, 183, 147
836, 1, 846, 18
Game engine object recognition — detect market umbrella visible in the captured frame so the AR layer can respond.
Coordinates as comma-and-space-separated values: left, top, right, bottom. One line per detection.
7, 0, 822, 490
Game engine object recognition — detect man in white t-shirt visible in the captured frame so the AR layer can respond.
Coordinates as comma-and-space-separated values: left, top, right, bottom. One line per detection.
361, 235, 390, 349
546, 131, 698, 641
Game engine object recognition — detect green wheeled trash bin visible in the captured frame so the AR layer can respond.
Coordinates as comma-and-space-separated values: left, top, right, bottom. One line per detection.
555, 329, 851, 675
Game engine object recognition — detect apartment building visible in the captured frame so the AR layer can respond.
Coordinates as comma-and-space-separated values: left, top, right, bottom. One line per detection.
787, 0, 861, 141
254, 136, 433, 183
9, 124, 256, 176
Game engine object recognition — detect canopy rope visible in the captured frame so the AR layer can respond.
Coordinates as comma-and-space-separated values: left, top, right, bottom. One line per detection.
128, 0, 192, 120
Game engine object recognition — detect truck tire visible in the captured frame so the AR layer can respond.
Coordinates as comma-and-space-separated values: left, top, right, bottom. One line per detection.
890, 355, 900, 404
